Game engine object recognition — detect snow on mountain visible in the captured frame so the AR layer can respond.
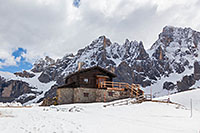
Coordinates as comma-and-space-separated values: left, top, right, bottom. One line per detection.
149, 26, 200, 71
143, 26, 200, 95
143, 60, 197, 97
1, 26, 200, 104
0, 71, 55, 104
58, 36, 146, 76
30, 35, 148, 87
32, 56, 56, 73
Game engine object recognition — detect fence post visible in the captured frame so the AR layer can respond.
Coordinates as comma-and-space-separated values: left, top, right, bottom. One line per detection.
190, 99, 192, 118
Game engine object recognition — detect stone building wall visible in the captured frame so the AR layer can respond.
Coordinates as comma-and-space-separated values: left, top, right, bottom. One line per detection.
105, 90, 130, 101
57, 88, 74, 104
57, 87, 130, 104
73, 88, 97, 103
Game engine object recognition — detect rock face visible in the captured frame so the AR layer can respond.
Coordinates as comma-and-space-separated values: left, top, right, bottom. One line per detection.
31, 56, 56, 73
31, 36, 153, 87
177, 75, 196, 92
163, 82, 175, 91
148, 26, 200, 92
194, 61, 200, 80
1, 26, 200, 104
0, 76, 38, 103
14, 71, 35, 78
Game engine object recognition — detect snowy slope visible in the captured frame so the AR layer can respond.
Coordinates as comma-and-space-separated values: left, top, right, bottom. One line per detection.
158, 88, 200, 111
0, 91, 200, 133
144, 67, 195, 97
0, 71, 55, 90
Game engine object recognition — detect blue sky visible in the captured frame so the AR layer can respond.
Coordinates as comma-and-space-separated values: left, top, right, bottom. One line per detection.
73, 0, 80, 8
0, 59, 5, 63
0, 48, 32, 73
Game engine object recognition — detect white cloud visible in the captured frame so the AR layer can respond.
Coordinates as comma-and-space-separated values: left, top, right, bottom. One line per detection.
0, 55, 17, 68
0, 0, 200, 66
15, 56, 21, 63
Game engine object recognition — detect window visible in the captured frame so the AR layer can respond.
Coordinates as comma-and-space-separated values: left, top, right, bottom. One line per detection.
83, 92, 89, 97
108, 92, 113, 97
84, 78, 89, 83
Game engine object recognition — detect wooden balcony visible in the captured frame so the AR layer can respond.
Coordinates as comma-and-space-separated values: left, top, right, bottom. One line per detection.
98, 81, 144, 98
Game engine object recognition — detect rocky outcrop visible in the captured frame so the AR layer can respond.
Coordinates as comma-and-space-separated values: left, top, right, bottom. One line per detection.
194, 61, 200, 80
14, 70, 35, 78
114, 61, 134, 84
38, 72, 52, 83
31, 56, 56, 73
177, 75, 196, 92
163, 82, 175, 90
43, 85, 58, 99
0, 77, 39, 103
16, 95, 36, 104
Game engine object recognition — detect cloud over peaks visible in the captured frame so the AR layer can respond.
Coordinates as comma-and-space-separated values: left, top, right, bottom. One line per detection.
0, 0, 200, 72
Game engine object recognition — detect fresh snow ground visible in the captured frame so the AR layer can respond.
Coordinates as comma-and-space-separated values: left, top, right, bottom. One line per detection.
158, 88, 200, 111
0, 89, 200, 133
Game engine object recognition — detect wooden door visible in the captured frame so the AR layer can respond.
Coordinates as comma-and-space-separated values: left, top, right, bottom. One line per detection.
96, 77, 106, 88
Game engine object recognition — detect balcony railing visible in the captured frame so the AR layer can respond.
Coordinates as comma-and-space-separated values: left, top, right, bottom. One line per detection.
98, 81, 144, 97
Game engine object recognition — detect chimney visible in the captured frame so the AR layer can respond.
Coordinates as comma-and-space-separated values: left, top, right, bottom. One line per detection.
110, 67, 115, 73
78, 62, 84, 71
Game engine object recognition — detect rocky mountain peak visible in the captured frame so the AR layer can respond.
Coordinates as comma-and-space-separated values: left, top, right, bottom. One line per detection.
31, 56, 56, 73
162, 26, 193, 38
59, 53, 74, 62
76, 35, 111, 58
125, 38, 130, 44
151, 26, 199, 49
122, 40, 149, 61
149, 26, 200, 63
44, 56, 55, 65
89, 35, 112, 48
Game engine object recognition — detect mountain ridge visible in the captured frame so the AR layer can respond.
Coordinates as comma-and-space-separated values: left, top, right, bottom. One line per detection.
1, 25, 200, 104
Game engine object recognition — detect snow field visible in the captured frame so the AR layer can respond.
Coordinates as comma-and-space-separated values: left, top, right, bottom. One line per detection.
0, 100, 200, 133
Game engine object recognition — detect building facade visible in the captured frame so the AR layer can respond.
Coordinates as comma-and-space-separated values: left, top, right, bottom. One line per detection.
57, 66, 132, 104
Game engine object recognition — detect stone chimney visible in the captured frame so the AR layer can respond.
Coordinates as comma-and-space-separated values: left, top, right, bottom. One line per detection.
78, 62, 84, 71
110, 66, 115, 73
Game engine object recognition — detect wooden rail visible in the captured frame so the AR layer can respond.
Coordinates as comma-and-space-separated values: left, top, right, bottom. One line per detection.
103, 99, 130, 107
98, 81, 144, 98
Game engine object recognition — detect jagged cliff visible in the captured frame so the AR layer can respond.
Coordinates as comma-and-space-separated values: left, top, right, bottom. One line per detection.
1, 26, 200, 104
